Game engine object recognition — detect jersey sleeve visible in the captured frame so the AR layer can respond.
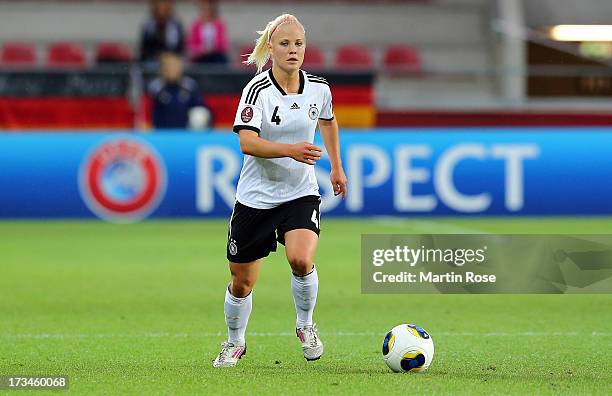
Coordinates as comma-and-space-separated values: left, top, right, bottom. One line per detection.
233, 85, 263, 134
319, 85, 334, 121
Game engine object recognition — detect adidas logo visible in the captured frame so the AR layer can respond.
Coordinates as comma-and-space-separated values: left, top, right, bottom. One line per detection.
290, 102, 300, 110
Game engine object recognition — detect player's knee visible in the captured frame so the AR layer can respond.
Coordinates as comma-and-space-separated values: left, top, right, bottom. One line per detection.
288, 256, 312, 276
230, 276, 255, 297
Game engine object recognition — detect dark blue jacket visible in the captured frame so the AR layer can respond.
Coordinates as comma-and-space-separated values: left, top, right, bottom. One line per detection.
149, 76, 205, 129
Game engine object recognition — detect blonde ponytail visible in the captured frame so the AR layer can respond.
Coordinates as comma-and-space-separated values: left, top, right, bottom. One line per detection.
244, 14, 305, 74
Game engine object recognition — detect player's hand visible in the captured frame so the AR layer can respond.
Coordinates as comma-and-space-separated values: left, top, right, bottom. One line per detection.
330, 167, 347, 199
289, 142, 322, 165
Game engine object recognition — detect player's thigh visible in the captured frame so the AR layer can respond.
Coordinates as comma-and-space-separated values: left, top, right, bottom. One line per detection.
228, 259, 262, 283
284, 229, 319, 275
228, 259, 262, 297
229, 259, 263, 283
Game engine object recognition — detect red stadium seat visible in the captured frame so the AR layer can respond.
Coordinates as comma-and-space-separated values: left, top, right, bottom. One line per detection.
47, 42, 86, 68
383, 45, 422, 72
95, 42, 133, 63
335, 45, 373, 69
302, 44, 325, 69
1, 42, 36, 67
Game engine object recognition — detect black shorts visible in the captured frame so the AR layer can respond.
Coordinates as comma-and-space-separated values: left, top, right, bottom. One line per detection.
227, 195, 321, 263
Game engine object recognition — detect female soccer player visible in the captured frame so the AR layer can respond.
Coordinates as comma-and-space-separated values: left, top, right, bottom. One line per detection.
213, 14, 347, 368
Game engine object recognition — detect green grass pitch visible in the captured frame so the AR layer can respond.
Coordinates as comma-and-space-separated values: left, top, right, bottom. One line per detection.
1, 218, 611, 395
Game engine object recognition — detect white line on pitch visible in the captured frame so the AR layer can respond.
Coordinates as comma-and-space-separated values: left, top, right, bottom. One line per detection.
1, 331, 610, 339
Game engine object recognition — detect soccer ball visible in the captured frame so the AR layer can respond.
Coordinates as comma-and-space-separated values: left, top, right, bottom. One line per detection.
382, 323, 434, 373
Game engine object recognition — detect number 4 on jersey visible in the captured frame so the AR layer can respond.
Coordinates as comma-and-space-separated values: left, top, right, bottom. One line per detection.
271, 106, 281, 125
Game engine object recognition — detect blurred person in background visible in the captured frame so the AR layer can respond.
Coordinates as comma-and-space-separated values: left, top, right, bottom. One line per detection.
148, 52, 211, 130
187, 0, 229, 65
139, 0, 185, 63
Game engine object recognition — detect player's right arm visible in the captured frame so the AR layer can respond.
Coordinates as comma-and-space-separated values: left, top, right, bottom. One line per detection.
233, 82, 321, 165
237, 130, 321, 165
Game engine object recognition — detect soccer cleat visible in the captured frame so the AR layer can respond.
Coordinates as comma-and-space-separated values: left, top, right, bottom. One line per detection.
296, 324, 324, 361
212, 341, 247, 368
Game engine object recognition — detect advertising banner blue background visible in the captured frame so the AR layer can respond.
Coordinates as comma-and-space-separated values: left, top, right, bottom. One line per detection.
1, 128, 611, 219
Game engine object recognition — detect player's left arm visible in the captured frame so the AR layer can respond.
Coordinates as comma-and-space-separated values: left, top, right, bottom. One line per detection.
318, 117, 347, 199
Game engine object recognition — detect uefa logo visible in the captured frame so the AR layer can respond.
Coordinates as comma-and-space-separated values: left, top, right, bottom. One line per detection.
79, 137, 167, 222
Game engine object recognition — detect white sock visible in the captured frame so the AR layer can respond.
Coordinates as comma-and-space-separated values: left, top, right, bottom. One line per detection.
224, 286, 252, 346
291, 265, 319, 329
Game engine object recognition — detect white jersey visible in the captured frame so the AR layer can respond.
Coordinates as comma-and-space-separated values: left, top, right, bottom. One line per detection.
232, 69, 334, 209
